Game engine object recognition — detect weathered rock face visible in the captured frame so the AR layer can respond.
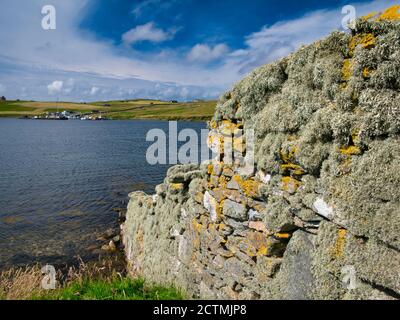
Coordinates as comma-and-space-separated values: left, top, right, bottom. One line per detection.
122, 7, 400, 300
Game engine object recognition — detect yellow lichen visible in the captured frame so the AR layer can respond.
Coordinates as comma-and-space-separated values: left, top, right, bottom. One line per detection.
349, 34, 376, 57
339, 145, 362, 156
281, 176, 301, 193
170, 183, 184, 191
331, 229, 347, 259
281, 163, 306, 176
274, 233, 291, 239
363, 67, 371, 78
280, 145, 298, 163
193, 219, 203, 233
232, 175, 260, 198
240, 232, 272, 257
217, 200, 224, 217
280, 143, 305, 177
208, 162, 223, 176
257, 246, 268, 256
217, 223, 226, 231
362, 12, 379, 20
220, 120, 240, 136
218, 175, 229, 189
376, 5, 400, 21
342, 59, 352, 81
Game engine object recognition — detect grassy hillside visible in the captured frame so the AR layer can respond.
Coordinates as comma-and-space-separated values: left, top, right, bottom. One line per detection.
0, 99, 216, 121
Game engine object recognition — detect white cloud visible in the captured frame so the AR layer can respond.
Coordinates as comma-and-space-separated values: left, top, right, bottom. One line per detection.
187, 44, 229, 62
47, 80, 63, 94
122, 22, 177, 45
0, 0, 395, 101
90, 86, 99, 95
0, 83, 5, 93
226, 0, 396, 74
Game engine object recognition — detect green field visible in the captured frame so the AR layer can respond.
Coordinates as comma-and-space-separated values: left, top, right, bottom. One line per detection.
0, 99, 217, 121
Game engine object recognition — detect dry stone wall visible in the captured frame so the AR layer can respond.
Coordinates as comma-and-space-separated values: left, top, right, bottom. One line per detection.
122, 7, 400, 300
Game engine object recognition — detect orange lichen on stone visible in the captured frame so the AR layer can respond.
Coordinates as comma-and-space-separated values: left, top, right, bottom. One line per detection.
360, 34, 376, 49
342, 59, 352, 81
331, 229, 347, 259
232, 175, 260, 198
349, 34, 376, 56
281, 176, 301, 193
170, 183, 184, 191
220, 120, 240, 136
362, 12, 379, 21
274, 233, 291, 239
363, 67, 371, 78
216, 200, 224, 217
280, 144, 305, 178
218, 175, 229, 189
243, 232, 271, 257
280, 145, 298, 163
281, 163, 306, 176
193, 219, 203, 233
376, 5, 400, 21
339, 145, 362, 156
217, 223, 226, 231
257, 246, 269, 256
208, 161, 223, 176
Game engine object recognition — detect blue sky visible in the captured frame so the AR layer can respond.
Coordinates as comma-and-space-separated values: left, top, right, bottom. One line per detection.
0, 0, 397, 101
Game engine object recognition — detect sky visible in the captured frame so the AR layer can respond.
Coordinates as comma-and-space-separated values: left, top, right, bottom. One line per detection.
0, 0, 397, 102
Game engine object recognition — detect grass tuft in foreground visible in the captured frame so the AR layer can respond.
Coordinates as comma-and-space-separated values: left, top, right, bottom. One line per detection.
34, 277, 184, 300
0, 257, 185, 300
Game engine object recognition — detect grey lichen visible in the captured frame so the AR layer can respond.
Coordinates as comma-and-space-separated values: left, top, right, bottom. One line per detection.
123, 9, 400, 300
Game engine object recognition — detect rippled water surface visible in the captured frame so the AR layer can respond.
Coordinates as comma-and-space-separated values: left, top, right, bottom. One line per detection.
0, 118, 206, 269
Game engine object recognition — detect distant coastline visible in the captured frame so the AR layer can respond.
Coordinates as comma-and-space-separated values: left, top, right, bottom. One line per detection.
0, 99, 216, 122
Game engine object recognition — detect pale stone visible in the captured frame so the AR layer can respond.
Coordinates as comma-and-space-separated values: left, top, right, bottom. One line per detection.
170, 227, 181, 238
178, 235, 190, 264
248, 209, 262, 221
180, 207, 188, 218
313, 198, 335, 220
223, 199, 247, 221
256, 170, 271, 184
203, 191, 218, 222
249, 221, 267, 233
227, 179, 240, 190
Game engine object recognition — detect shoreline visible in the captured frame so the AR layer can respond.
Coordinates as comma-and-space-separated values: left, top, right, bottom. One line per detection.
0, 99, 217, 122
0, 115, 211, 122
